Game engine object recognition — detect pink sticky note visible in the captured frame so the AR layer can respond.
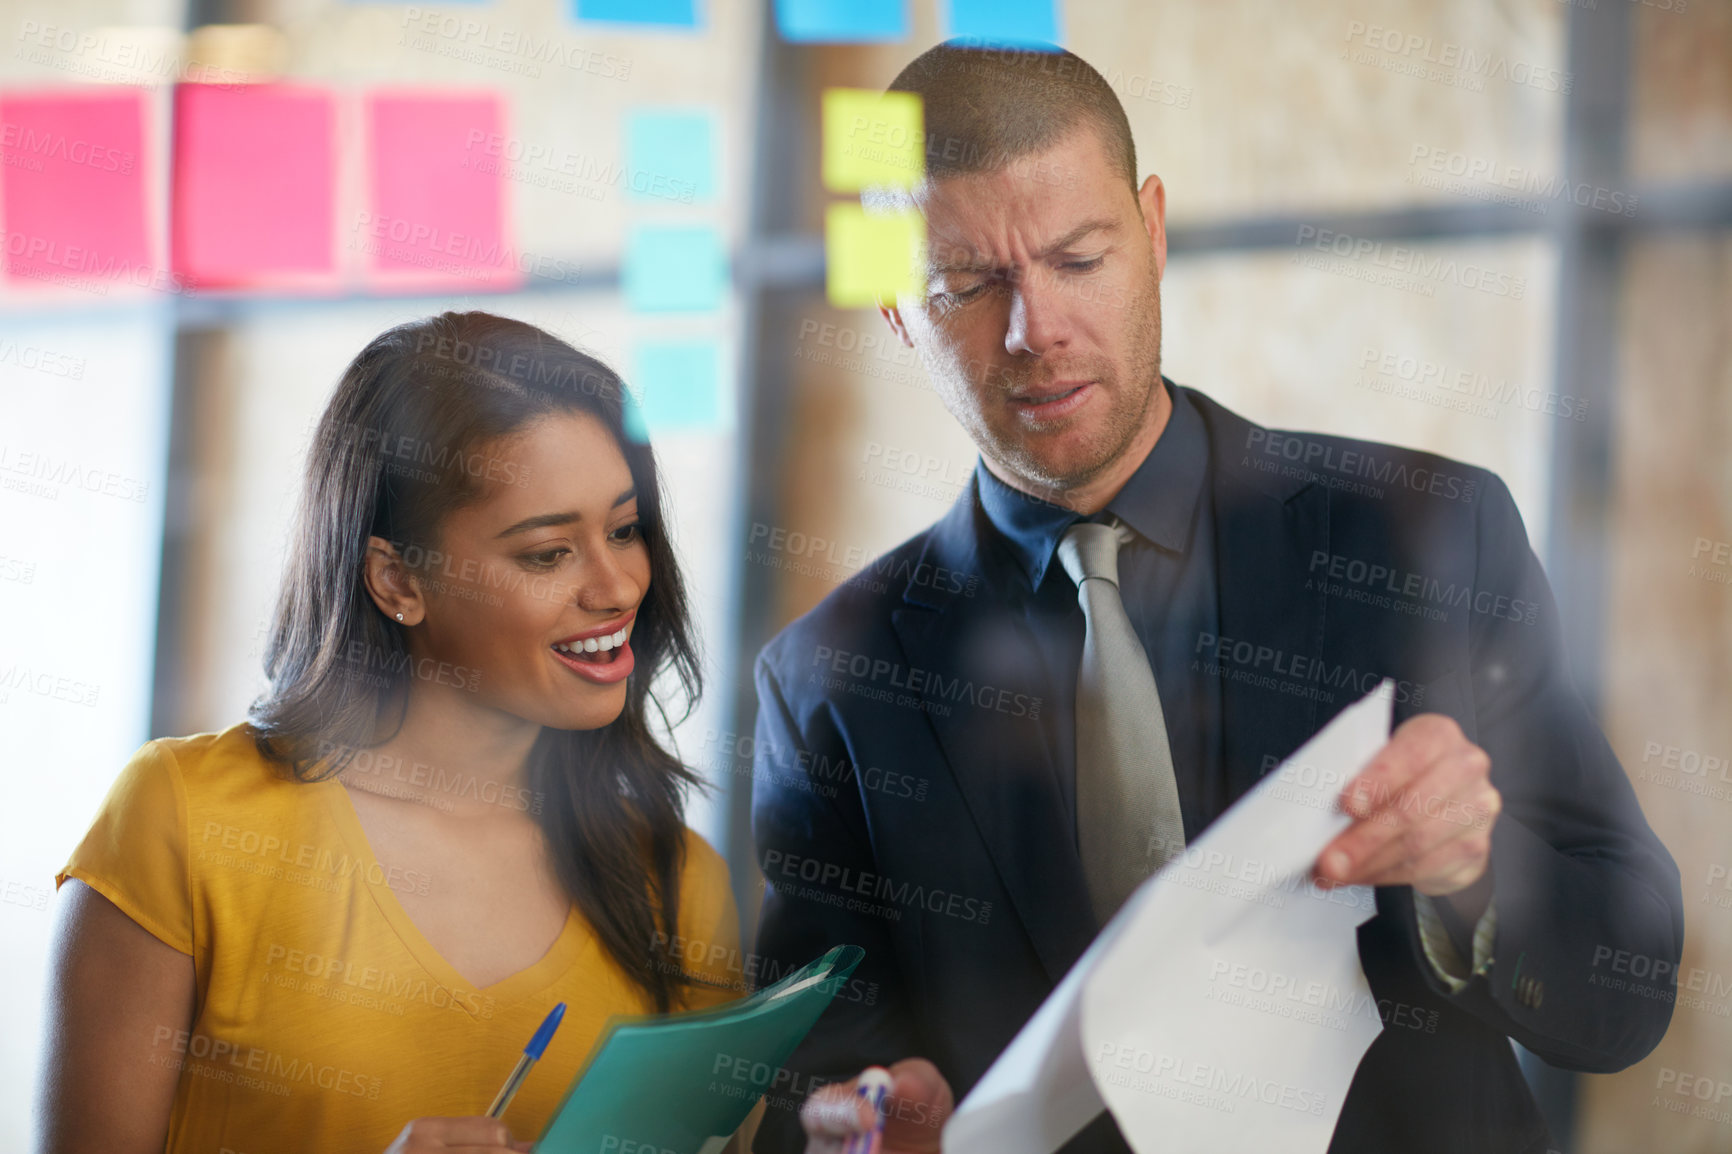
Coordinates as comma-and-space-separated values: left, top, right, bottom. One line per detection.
0, 89, 154, 293
363, 91, 519, 290
173, 83, 337, 289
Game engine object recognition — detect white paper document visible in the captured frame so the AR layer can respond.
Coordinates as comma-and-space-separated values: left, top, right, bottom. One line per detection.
944, 683, 1393, 1154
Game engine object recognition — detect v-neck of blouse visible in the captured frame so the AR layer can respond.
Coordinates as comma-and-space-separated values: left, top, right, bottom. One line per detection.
320, 779, 593, 1013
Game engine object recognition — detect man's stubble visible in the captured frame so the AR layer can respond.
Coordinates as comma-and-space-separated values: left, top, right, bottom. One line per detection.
923, 267, 1165, 498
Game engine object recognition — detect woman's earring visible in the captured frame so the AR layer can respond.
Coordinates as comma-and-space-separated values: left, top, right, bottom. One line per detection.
395, 612, 405, 622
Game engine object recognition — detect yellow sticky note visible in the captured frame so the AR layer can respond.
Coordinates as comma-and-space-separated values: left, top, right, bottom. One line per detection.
822, 88, 924, 193
825, 203, 926, 308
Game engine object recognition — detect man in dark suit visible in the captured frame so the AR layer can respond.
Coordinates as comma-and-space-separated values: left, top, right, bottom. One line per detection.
749, 41, 1683, 1154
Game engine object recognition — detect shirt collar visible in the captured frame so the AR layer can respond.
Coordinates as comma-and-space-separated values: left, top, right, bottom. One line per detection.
976, 379, 1209, 590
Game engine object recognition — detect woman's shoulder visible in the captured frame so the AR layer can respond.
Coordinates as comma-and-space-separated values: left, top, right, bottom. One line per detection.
126, 723, 318, 828
672, 827, 744, 1005
677, 827, 732, 904
139, 722, 258, 765
60, 724, 306, 955
680, 826, 726, 871
139, 723, 299, 787
676, 827, 741, 929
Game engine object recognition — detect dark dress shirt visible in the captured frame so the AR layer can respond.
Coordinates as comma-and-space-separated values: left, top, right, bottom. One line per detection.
974, 379, 1227, 841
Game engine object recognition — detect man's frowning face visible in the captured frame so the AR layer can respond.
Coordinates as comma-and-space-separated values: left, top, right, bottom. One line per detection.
881, 125, 1169, 501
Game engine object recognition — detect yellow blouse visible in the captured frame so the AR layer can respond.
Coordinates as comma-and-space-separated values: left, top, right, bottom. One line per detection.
56, 724, 742, 1154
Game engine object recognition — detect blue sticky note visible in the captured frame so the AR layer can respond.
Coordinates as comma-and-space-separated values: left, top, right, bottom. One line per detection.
575, 0, 697, 26
774, 0, 907, 42
626, 341, 723, 438
944, 0, 1059, 46
623, 225, 726, 312
625, 109, 716, 205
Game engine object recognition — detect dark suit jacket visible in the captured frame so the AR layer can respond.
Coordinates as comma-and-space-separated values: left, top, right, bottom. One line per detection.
749, 386, 1683, 1154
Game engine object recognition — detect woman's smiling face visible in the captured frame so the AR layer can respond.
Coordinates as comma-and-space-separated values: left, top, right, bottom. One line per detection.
378, 409, 653, 732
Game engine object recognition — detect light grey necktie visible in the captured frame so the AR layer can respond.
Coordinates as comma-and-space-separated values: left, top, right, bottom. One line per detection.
1057, 518, 1186, 925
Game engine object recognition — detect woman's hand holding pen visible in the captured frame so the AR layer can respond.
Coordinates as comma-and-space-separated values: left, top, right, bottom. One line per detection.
800, 1058, 953, 1154
383, 1116, 533, 1154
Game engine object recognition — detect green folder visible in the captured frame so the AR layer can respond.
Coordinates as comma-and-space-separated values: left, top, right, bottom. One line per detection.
534, 944, 865, 1154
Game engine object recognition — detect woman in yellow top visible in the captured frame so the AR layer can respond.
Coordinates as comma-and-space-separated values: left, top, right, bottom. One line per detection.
39, 312, 745, 1154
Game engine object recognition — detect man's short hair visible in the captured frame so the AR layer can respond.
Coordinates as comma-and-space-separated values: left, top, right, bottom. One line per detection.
887, 39, 1138, 193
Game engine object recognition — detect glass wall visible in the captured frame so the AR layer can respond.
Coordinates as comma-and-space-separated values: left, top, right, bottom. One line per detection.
2, 0, 1729, 1148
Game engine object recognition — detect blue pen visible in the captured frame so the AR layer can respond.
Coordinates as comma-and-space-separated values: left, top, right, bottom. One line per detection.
487, 1003, 567, 1119
843, 1067, 894, 1154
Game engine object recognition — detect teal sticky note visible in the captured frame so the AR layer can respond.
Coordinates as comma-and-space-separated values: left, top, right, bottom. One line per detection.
944, 0, 1059, 46
624, 226, 726, 312
774, 0, 907, 43
576, 0, 697, 26
625, 109, 716, 205
626, 340, 723, 438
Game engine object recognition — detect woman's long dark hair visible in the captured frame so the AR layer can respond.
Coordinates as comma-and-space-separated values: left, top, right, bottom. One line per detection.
250, 310, 703, 1012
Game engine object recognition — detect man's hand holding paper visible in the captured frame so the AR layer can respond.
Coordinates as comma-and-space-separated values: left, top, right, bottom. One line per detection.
1316, 713, 1502, 921
802, 688, 1398, 1154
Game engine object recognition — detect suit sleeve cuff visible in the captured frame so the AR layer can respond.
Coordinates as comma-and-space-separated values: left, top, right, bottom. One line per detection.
1413, 890, 1498, 992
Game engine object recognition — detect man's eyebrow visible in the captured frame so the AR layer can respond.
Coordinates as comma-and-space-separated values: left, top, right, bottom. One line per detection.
495, 487, 637, 538
1035, 218, 1120, 257
927, 219, 1121, 276
928, 249, 995, 276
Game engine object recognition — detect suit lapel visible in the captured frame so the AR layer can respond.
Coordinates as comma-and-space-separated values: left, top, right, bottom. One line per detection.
890, 481, 1098, 985
1190, 389, 1333, 802
884, 387, 1338, 983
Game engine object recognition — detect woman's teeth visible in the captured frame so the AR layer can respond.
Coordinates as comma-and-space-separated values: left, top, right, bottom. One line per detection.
553, 626, 630, 661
